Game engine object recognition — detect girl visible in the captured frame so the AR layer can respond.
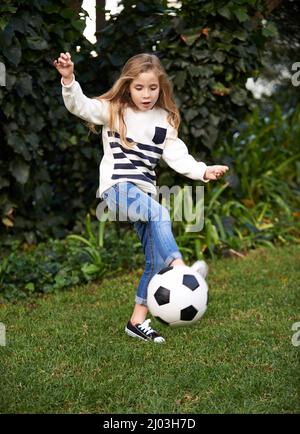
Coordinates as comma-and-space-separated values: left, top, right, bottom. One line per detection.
53, 52, 228, 344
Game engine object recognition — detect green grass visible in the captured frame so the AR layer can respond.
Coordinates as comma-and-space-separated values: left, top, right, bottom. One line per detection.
0, 245, 299, 414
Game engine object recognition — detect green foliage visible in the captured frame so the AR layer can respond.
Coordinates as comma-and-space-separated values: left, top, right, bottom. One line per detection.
0, 0, 101, 243
0, 239, 83, 301
0, 218, 144, 301
67, 214, 108, 281
171, 103, 300, 259
258, 1, 300, 108
67, 213, 151, 281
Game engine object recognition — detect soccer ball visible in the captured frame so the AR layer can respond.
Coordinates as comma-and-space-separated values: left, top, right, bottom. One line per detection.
147, 264, 209, 327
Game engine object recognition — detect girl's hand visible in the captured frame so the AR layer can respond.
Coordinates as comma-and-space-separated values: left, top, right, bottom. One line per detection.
53, 52, 74, 84
204, 165, 229, 181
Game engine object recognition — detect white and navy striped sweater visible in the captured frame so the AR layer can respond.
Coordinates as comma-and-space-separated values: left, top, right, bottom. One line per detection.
62, 77, 208, 198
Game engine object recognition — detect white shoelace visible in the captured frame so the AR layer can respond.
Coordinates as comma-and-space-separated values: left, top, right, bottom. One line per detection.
138, 319, 155, 335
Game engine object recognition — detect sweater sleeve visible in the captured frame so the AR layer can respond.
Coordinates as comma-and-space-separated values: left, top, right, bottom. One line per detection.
162, 126, 209, 182
61, 75, 109, 125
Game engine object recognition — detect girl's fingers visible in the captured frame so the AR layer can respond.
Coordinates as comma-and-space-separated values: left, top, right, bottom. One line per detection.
53, 54, 73, 76
205, 165, 229, 181
54, 59, 62, 68
215, 169, 226, 177
58, 55, 72, 64
215, 166, 229, 176
61, 52, 71, 61
58, 58, 71, 67
58, 53, 68, 62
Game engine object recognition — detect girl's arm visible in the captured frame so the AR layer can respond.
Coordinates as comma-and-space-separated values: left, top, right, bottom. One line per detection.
162, 132, 228, 182
53, 52, 108, 125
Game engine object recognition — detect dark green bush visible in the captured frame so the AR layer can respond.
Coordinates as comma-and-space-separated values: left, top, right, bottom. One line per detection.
0, 238, 83, 300
0, 222, 145, 301
0, 0, 103, 243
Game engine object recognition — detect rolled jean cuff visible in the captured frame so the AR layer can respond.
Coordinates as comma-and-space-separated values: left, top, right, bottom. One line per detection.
135, 296, 148, 306
165, 251, 183, 267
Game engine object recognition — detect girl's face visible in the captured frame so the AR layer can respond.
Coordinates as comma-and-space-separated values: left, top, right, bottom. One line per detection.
129, 71, 160, 111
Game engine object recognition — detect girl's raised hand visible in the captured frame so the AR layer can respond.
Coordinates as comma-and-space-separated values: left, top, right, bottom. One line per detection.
204, 165, 229, 181
53, 52, 74, 83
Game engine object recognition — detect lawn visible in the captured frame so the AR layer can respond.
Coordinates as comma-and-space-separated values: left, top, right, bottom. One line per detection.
0, 245, 299, 414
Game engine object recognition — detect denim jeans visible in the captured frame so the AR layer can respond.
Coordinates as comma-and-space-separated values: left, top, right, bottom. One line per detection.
101, 182, 182, 306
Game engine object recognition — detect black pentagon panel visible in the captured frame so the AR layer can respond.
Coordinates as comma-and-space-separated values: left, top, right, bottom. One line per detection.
180, 305, 198, 321
154, 286, 170, 306
155, 316, 170, 325
182, 274, 199, 291
157, 266, 173, 275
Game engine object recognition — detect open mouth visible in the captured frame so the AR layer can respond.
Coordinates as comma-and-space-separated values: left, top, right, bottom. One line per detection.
142, 102, 151, 107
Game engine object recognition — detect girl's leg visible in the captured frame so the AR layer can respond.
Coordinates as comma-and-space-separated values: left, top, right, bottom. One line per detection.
131, 218, 185, 324
131, 188, 185, 307
130, 303, 148, 326
103, 181, 183, 270
103, 182, 184, 327
131, 221, 166, 324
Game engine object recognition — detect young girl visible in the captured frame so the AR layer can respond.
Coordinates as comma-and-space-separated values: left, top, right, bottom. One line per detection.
54, 52, 228, 344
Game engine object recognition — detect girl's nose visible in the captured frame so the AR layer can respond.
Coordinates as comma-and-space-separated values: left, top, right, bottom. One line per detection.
143, 89, 150, 98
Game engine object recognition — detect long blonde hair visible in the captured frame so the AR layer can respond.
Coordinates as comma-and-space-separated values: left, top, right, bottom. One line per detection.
91, 53, 180, 148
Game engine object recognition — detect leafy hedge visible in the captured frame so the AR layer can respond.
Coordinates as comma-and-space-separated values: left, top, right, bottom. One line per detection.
0, 0, 102, 243
0, 224, 144, 301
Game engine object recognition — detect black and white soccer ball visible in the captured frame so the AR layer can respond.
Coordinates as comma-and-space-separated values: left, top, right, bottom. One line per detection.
147, 264, 209, 327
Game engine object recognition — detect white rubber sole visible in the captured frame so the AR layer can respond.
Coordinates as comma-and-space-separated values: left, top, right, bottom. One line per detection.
125, 326, 147, 341
125, 327, 165, 343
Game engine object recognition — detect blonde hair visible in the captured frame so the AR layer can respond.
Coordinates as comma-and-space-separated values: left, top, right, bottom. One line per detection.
90, 53, 180, 148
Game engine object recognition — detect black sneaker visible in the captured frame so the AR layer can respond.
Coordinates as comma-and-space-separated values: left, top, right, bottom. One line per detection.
125, 319, 165, 343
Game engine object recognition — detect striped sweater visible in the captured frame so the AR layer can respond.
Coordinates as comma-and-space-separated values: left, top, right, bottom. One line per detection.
62, 77, 208, 198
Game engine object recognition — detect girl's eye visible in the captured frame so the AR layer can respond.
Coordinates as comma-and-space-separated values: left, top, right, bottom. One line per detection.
134, 87, 158, 91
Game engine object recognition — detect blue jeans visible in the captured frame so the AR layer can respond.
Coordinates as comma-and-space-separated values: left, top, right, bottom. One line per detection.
101, 182, 182, 306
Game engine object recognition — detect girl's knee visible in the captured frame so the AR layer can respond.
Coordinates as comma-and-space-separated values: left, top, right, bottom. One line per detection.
154, 260, 166, 275
144, 257, 164, 276
151, 204, 170, 222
